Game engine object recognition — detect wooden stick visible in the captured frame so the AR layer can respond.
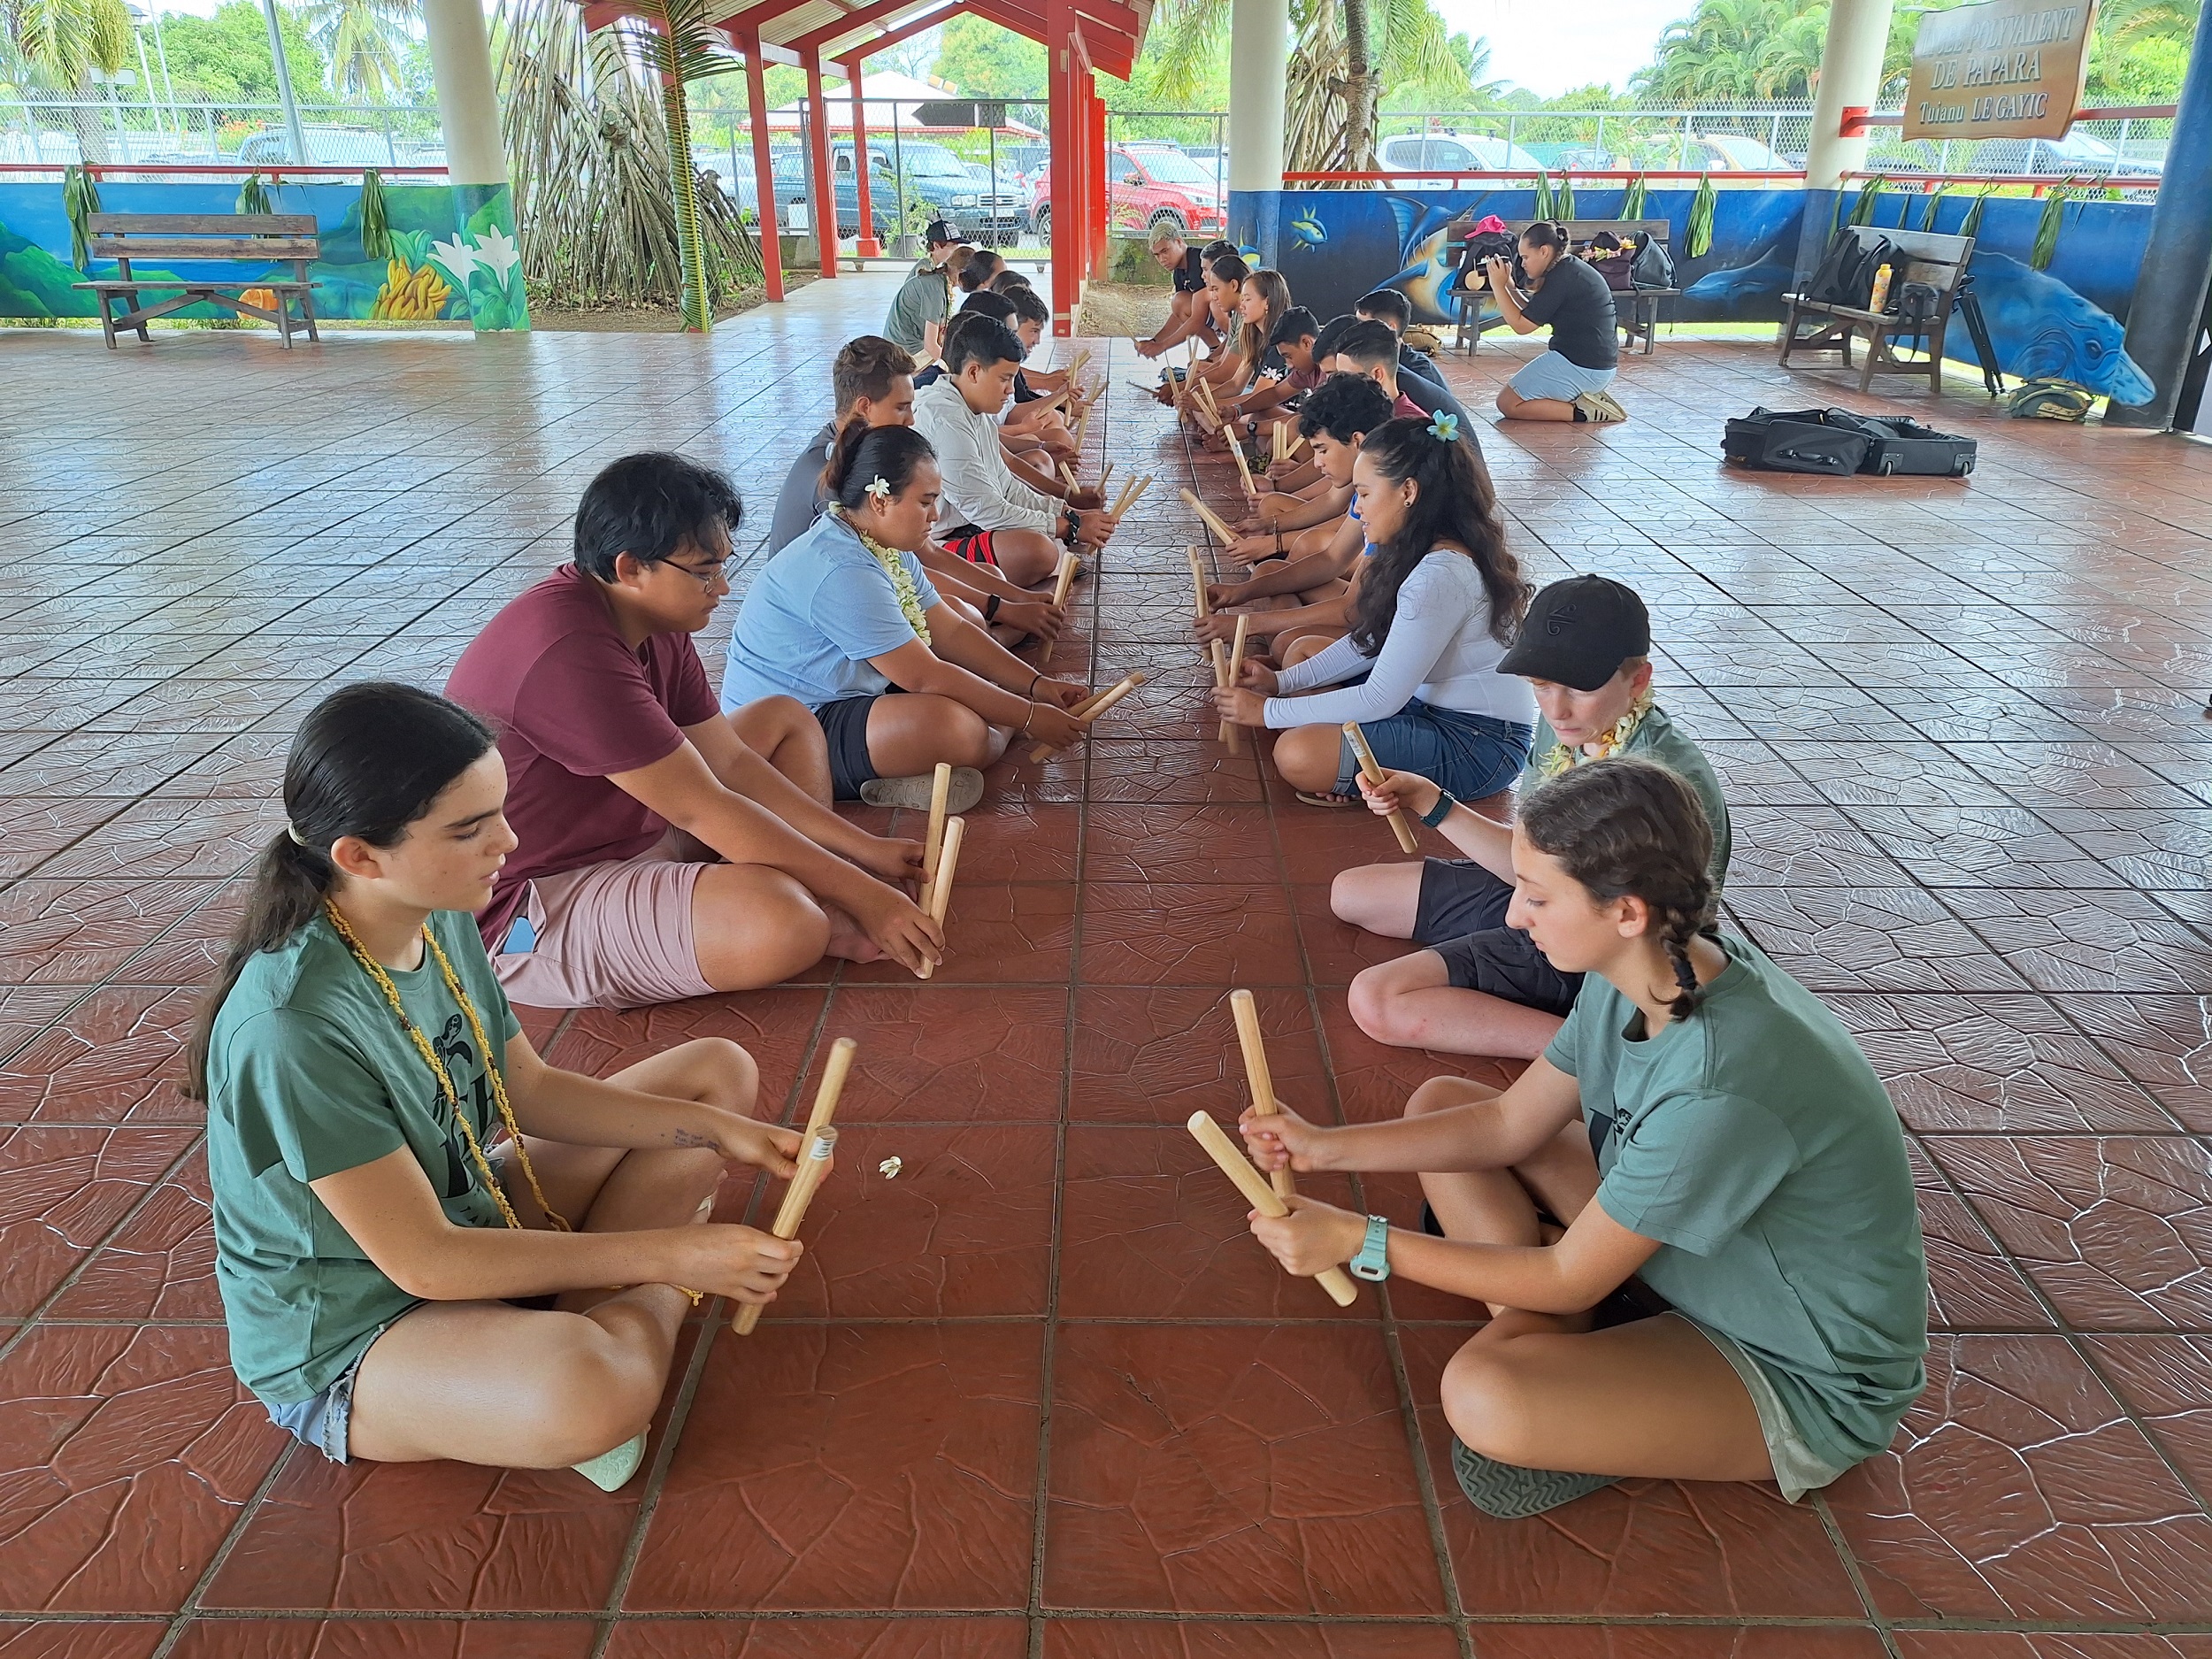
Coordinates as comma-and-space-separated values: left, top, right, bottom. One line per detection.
1210, 637, 1233, 749
1108, 473, 1150, 518
1048, 549, 1079, 609
733, 1124, 839, 1333
1029, 672, 1144, 762
1285, 430, 1308, 460
922, 762, 952, 904
1221, 613, 1250, 757
915, 815, 964, 981
1227, 989, 1291, 1197
1058, 461, 1079, 490
802, 1034, 857, 1143
1188, 545, 1211, 624
1073, 405, 1092, 456
1343, 722, 1421, 855
1271, 421, 1285, 465
1194, 376, 1219, 415
1179, 488, 1237, 546
1185, 1111, 1358, 1307
1228, 434, 1256, 499
1099, 461, 1115, 492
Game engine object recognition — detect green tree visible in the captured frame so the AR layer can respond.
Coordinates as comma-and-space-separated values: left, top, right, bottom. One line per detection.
298, 0, 418, 100
1, 0, 133, 160
931, 12, 1045, 96
152, 0, 329, 104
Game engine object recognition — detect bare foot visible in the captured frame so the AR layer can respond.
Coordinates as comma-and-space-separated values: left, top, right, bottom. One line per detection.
822, 908, 886, 963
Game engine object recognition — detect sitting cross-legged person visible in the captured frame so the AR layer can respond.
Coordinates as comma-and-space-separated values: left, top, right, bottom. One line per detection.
445, 450, 940, 1008
1196, 372, 1394, 661
1334, 574, 1731, 1060
912, 313, 1117, 587
198, 682, 813, 1493
764, 335, 1065, 649
1212, 413, 1536, 812
720, 422, 1091, 803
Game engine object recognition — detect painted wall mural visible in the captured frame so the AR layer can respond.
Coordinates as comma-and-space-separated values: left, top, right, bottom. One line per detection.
1230, 184, 2153, 404
0, 178, 528, 333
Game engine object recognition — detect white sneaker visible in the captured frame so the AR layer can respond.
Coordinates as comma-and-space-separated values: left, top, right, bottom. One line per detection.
572, 1430, 647, 1492
862, 768, 985, 812
1574, 389, 1628, 424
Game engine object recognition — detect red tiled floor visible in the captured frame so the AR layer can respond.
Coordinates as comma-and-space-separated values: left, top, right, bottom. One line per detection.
9, 297, 2212, 1650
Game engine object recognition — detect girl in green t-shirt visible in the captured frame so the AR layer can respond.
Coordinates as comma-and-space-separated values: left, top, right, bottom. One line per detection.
189, 682, 818, 1492
1240, 757, 1928, 1518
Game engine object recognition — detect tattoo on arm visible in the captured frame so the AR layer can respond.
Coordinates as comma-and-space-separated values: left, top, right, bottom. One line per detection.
672, 1129, 716, 1149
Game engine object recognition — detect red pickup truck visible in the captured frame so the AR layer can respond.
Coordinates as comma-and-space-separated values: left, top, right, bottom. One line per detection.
1029, 142, 1227, 246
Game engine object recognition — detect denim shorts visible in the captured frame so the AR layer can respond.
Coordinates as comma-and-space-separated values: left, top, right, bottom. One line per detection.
1336, 699, 1533, 803
1509, 350, 1617, 404
258, 1321, 390, 1463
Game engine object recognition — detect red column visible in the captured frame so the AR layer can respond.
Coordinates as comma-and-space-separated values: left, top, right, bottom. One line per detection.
846, 52, 879, 257
742, 34, 784, 302
805, 58, 838, 278
1047, 0, 1079, 335
1087, 84, 1108, 278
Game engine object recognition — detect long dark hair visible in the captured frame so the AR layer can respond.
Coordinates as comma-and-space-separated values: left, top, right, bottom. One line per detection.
821, 421, 937, 511
1517, 756, 1716, 1022
1347, 416, 1527, 656
182, 682, 498, 1100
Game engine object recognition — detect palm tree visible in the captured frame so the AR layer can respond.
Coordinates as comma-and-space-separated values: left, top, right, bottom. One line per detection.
299, 0, 417, 101
2, 0, 133, 162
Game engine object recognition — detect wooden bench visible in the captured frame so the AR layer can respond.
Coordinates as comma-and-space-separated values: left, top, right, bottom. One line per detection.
1779, 226, 1975, 395
1449, 219, 1680, 357
73, 213, 322, 349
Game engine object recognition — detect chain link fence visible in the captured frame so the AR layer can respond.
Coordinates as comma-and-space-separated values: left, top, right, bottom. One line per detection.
0, 96, 442, 168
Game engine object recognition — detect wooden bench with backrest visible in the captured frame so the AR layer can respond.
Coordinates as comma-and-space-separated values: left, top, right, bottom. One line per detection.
1450, 218, 1680, 356
73, 212, 322, 349
1779, 225, 1975, 394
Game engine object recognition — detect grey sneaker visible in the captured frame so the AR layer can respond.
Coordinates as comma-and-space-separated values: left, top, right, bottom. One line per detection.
862, 767, 985, 812
1573, 388, 1628, 424
1451, 1435, 1618, 1517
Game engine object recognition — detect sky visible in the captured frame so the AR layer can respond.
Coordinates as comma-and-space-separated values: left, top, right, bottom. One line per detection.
1433, 0, 1694, 96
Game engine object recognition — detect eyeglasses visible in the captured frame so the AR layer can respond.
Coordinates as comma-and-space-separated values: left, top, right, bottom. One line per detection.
660, 556, 730, 588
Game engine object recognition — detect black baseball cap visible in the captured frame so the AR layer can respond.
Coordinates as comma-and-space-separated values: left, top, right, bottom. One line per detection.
925, 219, 962, 246
1498, 574, 1651, 690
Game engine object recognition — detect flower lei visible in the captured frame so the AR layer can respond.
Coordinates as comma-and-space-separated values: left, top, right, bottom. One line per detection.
1536, 687, 1655, 779
833, 505, 931, 647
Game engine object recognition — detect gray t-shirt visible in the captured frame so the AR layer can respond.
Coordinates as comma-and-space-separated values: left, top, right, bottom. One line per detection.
882, 267, 949, 354
1518, 703, 1732, 891
1547, 933, 1928, 1471
767, 420, 838, 557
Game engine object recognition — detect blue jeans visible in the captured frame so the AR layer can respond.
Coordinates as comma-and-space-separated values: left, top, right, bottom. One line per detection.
1337, 699, 1533, 802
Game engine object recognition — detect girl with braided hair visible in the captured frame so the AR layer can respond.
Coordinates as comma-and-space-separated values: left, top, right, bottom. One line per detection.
1239, 757, 1927, 1519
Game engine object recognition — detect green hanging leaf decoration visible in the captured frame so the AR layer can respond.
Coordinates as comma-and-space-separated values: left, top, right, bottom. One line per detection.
2030, 188, 2066, 271
1686, 170, 1715, 258
237, 173, 272, 214
359, 168, 392, 261
1848, 176, 1885, 226
1532, 169, 1555, 221
1555, 175, 1575, 222
1918, 188, 1947, 233
1960, 187, 1993, 241
1618, 173, 1647, 219
62, 165, 102, 270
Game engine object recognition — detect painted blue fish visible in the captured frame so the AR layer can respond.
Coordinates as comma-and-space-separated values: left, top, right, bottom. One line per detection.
1383, 196, 1464, 326
1288, 210, 1327, 250
1684, 242, 1795, 316
1962, 252, 2154, 406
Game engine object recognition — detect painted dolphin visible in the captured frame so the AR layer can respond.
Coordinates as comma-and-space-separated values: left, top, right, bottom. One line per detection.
1962, 252, 2154, 405
1383, 196, 1466, 326
1685, 242, 1796, 316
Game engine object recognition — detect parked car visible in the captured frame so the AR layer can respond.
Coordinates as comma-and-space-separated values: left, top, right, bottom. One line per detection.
235, 125, 429, 167
1375, 131, 1546, 186
1681, 133, 1793, 173
1520, 142, 1617, 173
1970, 129, 2161, 180
1028, 142, 1225, 243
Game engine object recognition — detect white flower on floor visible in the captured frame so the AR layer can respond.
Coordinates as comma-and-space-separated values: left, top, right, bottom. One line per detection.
878, 1156, 902, 1179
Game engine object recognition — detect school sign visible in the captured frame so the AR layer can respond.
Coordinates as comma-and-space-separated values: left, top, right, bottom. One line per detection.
1903, 0, 2098, 141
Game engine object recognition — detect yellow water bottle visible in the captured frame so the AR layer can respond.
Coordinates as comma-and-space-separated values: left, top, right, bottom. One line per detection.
1868, 263, 1893, 314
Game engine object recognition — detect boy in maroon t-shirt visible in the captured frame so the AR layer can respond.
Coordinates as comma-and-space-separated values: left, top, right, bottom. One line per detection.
447, 452, 939, 1009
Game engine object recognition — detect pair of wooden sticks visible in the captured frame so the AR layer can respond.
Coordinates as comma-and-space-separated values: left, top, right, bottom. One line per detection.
1025, 671, 1148, 764
1342, 722, 1421, 854
1181, 988, 1359, 1307
1179, 488, 1238, 549
1210, 614, 1249, 756
1268, 422, 1309, 465
733, 1034, 857, 1334
916, 764, 967, 981
1227, 431, 1256, 499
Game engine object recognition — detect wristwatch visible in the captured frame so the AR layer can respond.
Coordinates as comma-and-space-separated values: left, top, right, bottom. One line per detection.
1349, 1215, 1392, 1281
1060, 509, 1080, 548
1420, 788, 1459, 828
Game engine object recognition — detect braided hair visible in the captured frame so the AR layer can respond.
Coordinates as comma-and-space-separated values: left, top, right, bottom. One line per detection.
1517, 756, 1717, 1021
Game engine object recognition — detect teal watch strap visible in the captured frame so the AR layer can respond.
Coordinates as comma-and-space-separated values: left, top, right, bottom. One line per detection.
1349, 1214, 1392, 1281
1420, 789, 1458, 829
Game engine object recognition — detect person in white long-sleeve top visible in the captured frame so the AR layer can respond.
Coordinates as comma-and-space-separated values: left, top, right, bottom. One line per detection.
910, 314, 1118, 587
1212, 411, 1536, 810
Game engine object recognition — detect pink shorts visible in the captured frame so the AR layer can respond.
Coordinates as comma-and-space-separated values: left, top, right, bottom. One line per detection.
491, 831, 718, 1010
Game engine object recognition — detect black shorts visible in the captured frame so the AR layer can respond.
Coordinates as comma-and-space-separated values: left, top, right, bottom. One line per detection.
814, 695, 886, 801
1415, 858, 1582, 1016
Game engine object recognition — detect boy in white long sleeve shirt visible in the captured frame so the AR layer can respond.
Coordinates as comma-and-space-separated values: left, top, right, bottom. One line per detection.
910, 314, 1117, 587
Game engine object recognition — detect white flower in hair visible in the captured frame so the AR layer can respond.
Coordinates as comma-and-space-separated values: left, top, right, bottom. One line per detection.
864, 475, 893, 503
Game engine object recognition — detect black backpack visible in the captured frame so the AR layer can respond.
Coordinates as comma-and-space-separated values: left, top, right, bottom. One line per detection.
1629, 234, 1675, 290
1804, 230, 1894, 310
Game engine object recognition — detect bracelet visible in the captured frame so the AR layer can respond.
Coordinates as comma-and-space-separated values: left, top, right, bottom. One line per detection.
1027, 670, 1043, 698
985, 593, 1002, 621
1273, 526, 1284, 556
1420, 789, 1459, 829
1018, 701, 1038, 736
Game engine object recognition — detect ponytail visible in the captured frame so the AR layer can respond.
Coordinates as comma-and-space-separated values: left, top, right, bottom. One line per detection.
182, 683, 498, 1099
1517, 757, 1716, 1022
1522, 220, 1571, 258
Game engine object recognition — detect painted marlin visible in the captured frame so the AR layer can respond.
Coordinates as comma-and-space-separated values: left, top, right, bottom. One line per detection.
1383, 196, 1471, 326
1962, 252, 2154, 406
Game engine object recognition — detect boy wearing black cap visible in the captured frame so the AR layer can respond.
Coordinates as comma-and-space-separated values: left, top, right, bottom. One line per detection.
883, 227, 967, 356
1333, 574, 1731, 1059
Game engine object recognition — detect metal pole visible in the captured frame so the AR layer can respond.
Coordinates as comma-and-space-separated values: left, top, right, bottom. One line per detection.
148, 0, 178, 131
891, 107, 904, 237
988, 119, 996, 245
258, 0, 308, 163
2108, 0, 2212, 426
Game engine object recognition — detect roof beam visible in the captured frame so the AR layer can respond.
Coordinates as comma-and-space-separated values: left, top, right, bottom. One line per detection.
788, 0, 938, 54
